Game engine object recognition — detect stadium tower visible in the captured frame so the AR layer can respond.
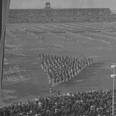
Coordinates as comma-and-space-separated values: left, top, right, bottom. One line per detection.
45, 2, 51, 9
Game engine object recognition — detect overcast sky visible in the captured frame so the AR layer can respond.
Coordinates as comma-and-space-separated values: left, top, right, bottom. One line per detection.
10, 0, 116, 10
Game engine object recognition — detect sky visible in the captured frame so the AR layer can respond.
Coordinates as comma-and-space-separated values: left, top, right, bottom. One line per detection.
10, 0, 116, 10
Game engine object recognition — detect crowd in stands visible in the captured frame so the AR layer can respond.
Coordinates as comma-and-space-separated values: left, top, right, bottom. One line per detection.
0, 89, 115, 116
8, 8, 115, 23
39, 53, 93, 87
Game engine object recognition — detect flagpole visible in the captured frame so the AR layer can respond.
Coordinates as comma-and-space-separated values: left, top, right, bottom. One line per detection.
111, 64, 116, 116
0, 0, 3, 108
0, 30, 6, 108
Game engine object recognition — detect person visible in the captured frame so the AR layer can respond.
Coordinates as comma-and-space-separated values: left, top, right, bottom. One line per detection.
49, 86, 53, 94
57, 90, 60, 96
35, 97, 39, 103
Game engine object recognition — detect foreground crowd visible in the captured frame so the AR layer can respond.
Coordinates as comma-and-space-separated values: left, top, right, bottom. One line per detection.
0, 89, 115, 116
39, 53, 93, 87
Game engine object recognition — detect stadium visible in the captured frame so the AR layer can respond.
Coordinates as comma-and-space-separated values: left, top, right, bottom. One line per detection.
0, 0, 116, 115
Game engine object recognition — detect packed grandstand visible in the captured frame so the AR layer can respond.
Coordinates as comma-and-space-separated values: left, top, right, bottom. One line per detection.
8, 8, 116, 23
0, 89, 116, 116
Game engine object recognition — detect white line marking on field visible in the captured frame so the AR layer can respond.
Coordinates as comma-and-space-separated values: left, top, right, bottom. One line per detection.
88, 37, 93, 40
99, 40, 111, 44
30, 48, 45, 51
75, 80, 83, 82
54, 44, 64, 48
97, 47, 103, 49
39, 41, 43, 42
19, 53, 26, 57
89, 56, 99, 58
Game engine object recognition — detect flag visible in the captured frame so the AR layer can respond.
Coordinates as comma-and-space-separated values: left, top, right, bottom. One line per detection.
0, 0, 11, 88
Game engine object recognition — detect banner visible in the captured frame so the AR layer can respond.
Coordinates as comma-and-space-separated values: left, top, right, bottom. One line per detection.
0, 0, 11, 88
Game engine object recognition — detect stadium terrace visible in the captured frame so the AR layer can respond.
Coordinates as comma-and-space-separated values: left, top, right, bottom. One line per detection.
8, 8, 116, 23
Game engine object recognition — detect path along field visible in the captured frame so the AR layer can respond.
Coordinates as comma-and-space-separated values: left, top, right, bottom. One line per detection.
2, 22, 116, 106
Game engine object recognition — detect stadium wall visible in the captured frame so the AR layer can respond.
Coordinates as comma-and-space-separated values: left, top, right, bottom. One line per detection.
8, 8, 116, 23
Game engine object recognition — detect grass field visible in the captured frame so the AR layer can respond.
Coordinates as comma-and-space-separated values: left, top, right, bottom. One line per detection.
2, 22, 116, 106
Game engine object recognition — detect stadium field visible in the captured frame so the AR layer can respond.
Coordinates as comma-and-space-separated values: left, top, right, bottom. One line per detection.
2, 22, 116, 106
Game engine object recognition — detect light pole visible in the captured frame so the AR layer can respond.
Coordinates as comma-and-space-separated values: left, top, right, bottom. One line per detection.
111, 65, 116, 116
